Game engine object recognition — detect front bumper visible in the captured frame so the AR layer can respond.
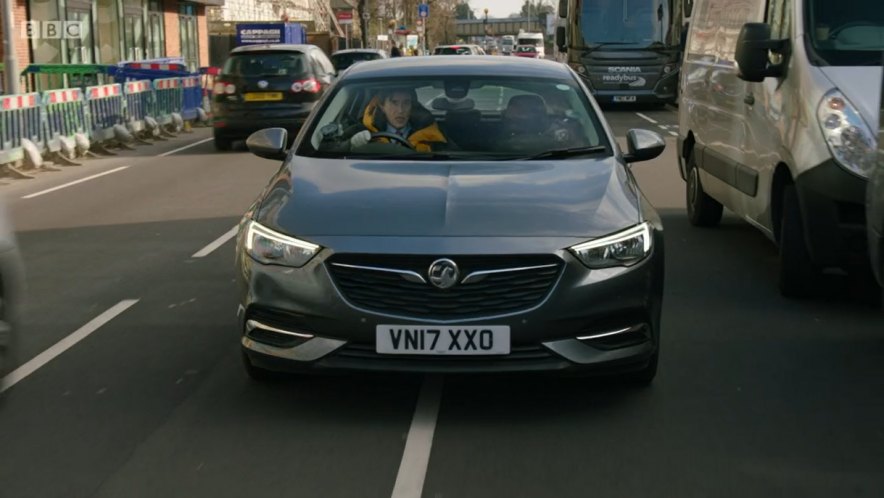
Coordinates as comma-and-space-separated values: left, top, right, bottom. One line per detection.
578, 71, 679, 105
235, 232, 664, 375
794, 160, 869, 268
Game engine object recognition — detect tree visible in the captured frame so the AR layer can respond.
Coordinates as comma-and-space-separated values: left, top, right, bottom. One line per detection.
455, 1, 476, 20
519, 0, 553, 19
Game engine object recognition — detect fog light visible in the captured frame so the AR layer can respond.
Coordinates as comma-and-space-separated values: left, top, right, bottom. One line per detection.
246, 319, 314, 348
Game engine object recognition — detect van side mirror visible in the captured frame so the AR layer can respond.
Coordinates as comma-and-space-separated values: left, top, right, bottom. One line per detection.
247, 128, 289, 161
624, 129, 665, 163
558, 0, 567, 18
556, 26, 567, 52
735, 22, 789, 82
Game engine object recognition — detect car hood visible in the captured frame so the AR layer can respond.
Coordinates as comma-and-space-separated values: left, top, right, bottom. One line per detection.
818, 66, 883, 130
255, 157, 641, 238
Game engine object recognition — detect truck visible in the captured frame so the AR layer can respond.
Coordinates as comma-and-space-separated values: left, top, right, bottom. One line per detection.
555, 0, 687, 105
516, 31, 546, 59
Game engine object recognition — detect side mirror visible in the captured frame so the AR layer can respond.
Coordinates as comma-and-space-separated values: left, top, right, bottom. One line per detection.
623, 129, 665, 163
247, 128, 289, 161
735, 22, 789, 82
556, 26, 567, 52
558, 0, 568, 18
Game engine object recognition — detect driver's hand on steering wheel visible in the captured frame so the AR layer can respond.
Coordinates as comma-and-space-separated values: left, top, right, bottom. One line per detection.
350, 130, 372, 148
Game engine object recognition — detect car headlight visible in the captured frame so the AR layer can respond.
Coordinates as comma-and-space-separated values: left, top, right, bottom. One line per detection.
569, 223, 652, 269
244, 220, 320, 267
817, 90, 877, 179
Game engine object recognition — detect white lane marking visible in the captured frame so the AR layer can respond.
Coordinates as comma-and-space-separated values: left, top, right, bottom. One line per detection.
21, 166, 130, 199
157, 137, 213, 157
668, 131, 678, 137
391, 376, 444, 498
192, 226, 238, 258
635, 112, 658, 124
1, 299, 139, 393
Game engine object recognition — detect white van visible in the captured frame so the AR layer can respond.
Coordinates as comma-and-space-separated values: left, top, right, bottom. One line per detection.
678, 0, 883, 296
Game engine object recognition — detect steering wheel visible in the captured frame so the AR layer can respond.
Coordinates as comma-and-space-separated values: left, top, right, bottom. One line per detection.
369, 132, 415, 149
830, 21, 879, 37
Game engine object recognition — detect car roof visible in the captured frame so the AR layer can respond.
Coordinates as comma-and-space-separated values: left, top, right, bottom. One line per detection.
341, 56, 571, 80
332, 49, 386, 55
230, 44, 319, 54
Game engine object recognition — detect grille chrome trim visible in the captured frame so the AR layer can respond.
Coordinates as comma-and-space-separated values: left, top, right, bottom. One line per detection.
460, 263, 560, 284
329, 262, 427, 284
246, 319, 314, 339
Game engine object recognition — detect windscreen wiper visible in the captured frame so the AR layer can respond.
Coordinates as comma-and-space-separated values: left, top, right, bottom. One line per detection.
587, 42, 634, 50
519, 145, 608, 160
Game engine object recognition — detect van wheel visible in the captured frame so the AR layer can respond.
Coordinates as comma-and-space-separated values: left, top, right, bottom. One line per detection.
779, 185, 819, 298
686, 153, 723, 227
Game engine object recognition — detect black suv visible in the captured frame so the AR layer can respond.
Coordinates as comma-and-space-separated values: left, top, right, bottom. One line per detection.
212, 44, 336, 151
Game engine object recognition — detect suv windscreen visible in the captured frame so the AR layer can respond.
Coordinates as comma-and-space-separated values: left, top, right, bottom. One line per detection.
435, 46, 472, 55
807, 0, 884, 66
332, 52, 383, 71
222, 52, 309, 77
300, 76, 609, 160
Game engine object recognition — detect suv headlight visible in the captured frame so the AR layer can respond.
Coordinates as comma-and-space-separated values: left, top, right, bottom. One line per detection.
569, 223, 652, 269
817, 90, 877, 179
244, 220, 320, 267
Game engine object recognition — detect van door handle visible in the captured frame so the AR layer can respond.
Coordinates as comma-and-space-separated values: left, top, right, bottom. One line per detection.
744, 94, 755, 106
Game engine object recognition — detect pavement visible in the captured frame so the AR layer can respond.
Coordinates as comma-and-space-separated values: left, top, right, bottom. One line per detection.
0, 107, 882, 498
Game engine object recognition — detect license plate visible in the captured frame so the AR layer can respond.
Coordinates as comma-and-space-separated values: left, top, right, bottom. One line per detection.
376, 325, 511, 355
244, 92, 283, 102
613, 96, 637, 103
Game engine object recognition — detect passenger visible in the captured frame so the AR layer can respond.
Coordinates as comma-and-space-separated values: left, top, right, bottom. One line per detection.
501, 94, 585, 149
350, 88, 449, 152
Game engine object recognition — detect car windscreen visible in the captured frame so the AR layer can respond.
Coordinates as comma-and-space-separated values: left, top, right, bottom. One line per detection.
222, 52, 309, 77
299, 76, 610, 161
332, 52, 383, 70
806, 0, 884, 65
516, 46, 537, 52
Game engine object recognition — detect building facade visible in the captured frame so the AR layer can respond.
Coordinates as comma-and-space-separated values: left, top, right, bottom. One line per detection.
1, 0, 220, 74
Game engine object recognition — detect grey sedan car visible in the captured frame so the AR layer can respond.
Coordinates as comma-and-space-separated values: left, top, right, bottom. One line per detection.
235, 57, 666, 382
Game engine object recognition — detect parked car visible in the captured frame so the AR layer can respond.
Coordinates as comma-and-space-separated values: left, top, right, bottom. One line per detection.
432, 45, 485, 55
330, 48, 388, 72
212, 44, 336, 151
869, 60, 884, 288
514, 45, 540, 58
0, 202, 23, 394
235, 57, 666, 383
678, 0, 884, 297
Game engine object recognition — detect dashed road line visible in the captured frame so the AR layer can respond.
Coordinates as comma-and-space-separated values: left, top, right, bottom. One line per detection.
390, 376, 444, 498
1, 299, 140, 393
21, 166, 131, 199
635, 112, 659, 124
192, 226, 239, 258
157, 137, 214, 157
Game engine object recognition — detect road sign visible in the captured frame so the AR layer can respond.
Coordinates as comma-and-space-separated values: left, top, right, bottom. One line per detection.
418, 3, 429, 18
362, 11, 371, 20
335, 10, 353, 25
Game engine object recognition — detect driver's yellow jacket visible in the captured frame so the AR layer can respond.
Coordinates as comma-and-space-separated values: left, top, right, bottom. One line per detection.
361, 97, 447, 153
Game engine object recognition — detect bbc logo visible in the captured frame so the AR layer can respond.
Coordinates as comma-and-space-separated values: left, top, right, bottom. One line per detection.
21, 21, 85, 40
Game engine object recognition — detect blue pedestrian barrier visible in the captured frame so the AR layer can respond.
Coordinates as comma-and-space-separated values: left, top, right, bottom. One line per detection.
153, 78, 182, 126
0, 93, 44, 166
123, 80, 153, 134
181, 76, 202, 121
42, 87, 89, 154
85, 83, 124, 143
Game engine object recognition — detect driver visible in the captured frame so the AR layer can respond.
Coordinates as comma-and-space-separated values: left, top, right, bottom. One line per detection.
349, 87, 448, 152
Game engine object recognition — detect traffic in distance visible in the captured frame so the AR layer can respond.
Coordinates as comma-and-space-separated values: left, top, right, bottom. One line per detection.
0, 0, 882, 496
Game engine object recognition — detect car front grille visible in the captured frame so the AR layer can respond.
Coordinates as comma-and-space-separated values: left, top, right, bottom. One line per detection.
326, 254, 563, 320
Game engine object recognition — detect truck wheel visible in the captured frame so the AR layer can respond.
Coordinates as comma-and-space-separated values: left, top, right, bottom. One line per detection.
686, 152, 723, 227
779, 185, 819, 298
